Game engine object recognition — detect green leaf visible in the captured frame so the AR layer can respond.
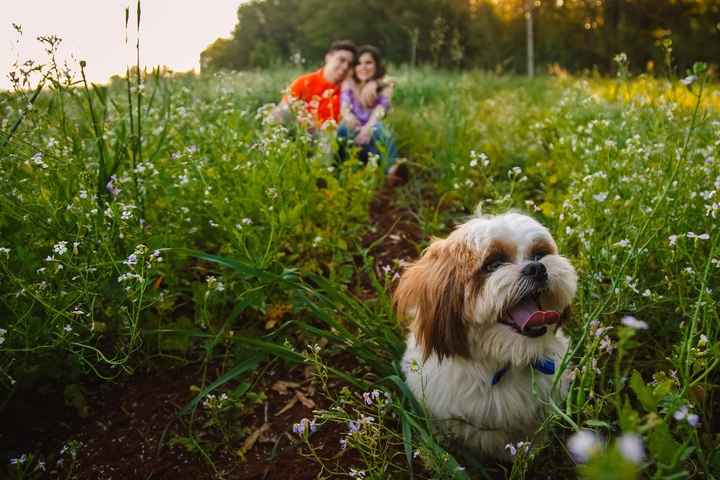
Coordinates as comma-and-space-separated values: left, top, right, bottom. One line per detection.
647, 421, 681, 462
229, 336, 303, 362
585, 419, 613, 429
651, 378, 674, 401
179, 354, 265, 415
629, 370, 656, 412
400, 410, 415, 479
578, 448, 639, 480
619, 399, 640, 432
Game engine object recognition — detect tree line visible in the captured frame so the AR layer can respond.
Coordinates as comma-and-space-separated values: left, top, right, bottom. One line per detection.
200, 0, 720, 75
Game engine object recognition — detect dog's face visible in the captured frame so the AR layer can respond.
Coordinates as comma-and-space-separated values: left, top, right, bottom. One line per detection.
394, 212, 577, 365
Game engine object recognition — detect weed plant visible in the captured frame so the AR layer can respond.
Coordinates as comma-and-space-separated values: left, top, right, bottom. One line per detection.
1, 31, 719, 479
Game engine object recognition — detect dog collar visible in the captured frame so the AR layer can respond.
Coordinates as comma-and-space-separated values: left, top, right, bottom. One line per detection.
491, 358, 556, 385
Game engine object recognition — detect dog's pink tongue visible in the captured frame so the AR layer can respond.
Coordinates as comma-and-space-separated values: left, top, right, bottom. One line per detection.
508, 298, 560, 331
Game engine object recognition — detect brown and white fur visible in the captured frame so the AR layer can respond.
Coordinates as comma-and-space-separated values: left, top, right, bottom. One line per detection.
395, 212, 577, 460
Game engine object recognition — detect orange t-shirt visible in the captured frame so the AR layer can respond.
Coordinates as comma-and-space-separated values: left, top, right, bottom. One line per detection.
286, 69, 340, 125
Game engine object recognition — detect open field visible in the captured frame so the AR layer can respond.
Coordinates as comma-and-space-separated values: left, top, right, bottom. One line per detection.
1, 63, 719, 479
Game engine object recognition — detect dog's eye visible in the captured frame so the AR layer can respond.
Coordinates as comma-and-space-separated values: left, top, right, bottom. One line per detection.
482, 255, 508, 273
530, 251, 549, 262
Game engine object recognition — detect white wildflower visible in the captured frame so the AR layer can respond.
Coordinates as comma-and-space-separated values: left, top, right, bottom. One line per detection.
680, 75, 697, 86
673, 405, 688, 421
614, 239, 631, 248
621, 315, 648, 330
362, 390, 382, 405
687, 414, 700, 427
9, 454, 27, 465
117, 272, 142, 283
567, 430, 602, 463
31, 153, 48, 168
599, 336, 615, 354
124, 253, 138, 268
617, 434, 645, 464
53, 241, 69, 256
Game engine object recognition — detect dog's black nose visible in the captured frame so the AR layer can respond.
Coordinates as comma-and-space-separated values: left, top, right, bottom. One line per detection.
522, 261, 547, 281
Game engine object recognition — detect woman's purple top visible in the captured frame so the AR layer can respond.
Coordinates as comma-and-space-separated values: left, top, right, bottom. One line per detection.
341, 86, 391, 127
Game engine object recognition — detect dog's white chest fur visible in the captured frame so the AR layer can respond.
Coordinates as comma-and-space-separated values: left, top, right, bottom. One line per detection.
402, 331, 569, 459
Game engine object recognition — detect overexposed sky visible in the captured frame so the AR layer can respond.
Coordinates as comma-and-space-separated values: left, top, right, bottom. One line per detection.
1, 1, 243, 89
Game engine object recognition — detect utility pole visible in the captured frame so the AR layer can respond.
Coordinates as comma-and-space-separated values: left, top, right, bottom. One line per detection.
526, 0, 534, 77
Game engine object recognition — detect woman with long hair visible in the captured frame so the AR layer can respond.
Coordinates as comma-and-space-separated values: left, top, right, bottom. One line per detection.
338, 45, 406, 183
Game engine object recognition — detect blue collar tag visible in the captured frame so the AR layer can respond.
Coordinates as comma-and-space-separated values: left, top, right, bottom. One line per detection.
532, 358, 556, 375
491, 358, 555, 386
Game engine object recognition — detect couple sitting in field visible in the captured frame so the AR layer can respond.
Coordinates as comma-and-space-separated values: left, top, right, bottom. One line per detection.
275, 40, 407, 186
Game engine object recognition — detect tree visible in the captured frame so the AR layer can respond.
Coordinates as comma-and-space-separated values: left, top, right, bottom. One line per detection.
199, 0, 720, 75
526, 0, 534, 77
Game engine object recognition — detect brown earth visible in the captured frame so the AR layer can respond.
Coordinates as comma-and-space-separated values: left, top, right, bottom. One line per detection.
0, 179, 427, 480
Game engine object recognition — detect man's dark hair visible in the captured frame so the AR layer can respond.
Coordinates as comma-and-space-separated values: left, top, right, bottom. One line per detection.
327, 40, 357, 57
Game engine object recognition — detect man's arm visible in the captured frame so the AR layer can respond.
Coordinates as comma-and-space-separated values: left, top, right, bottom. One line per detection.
340, 80, 361, 131
270, 75, 307, 123
359, 80, 379, 108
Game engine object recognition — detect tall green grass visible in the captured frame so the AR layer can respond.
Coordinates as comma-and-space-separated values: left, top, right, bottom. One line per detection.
1, 39, 718, 478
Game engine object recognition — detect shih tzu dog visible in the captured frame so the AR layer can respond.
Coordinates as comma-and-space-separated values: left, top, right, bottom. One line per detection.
395, 212, 577, 460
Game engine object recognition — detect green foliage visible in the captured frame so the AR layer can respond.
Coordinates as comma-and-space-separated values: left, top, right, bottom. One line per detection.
0, 62, 378, 392
579, 448, 639, 480
201, 0, 720, 74
2, 36, 720, 477
385, 63, 718, 479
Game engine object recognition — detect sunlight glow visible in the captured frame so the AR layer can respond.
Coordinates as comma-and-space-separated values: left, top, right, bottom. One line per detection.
1, 1, 243, 89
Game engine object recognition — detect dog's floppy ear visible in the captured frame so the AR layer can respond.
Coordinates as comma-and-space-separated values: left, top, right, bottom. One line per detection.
393, 238, 472, 362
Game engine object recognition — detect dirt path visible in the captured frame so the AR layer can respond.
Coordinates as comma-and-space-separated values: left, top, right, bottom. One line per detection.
365, 184, 424, 274
1, 181, 426, 480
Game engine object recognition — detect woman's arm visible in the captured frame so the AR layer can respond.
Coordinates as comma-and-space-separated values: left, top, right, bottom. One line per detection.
355, 96, 390, 145
364, 81, 393, 129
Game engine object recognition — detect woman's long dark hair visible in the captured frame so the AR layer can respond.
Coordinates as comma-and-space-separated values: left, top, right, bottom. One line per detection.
354, 45, 386, 81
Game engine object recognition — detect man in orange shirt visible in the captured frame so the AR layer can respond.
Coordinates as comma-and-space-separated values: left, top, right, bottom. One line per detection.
275, 40, 356, 128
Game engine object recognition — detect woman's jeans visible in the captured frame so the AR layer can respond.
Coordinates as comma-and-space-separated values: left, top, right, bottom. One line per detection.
337, 123, 397, 171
